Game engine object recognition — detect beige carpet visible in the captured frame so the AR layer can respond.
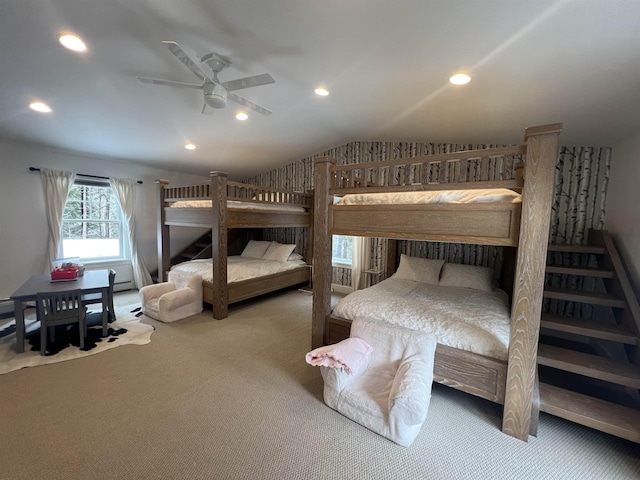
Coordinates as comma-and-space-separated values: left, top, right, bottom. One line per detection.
0, 288, 638, 480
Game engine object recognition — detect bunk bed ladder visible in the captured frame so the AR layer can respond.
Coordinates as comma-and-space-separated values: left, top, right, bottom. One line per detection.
538, 229, 640, 443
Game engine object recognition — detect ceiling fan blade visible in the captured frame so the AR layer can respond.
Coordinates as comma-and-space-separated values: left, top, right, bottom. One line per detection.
222, 73, 275, 92
228, 92, 273, 116
201, 103, 215, 115
162, 41, 210, 82
137, 77, 203, 89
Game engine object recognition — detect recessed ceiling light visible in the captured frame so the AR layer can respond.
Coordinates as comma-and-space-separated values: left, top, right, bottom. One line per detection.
314, 87, 329, 96
235, 112, 249, 121
184, 143, 196, 150
29, 102, 52, 113
449, 73, 471, 85
59, 33, 87, 52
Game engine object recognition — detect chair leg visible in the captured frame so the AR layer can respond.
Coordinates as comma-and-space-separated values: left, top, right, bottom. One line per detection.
40, 322, 47, 356
79, 318, 85, 350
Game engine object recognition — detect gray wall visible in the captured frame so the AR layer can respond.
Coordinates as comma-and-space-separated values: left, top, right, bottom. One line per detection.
0, 141, 207, 301
606, 128, 640, 298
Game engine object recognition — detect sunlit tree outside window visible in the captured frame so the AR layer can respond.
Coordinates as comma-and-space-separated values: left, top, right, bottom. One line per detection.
60, 183, 124, 261
332, 235, 353, 266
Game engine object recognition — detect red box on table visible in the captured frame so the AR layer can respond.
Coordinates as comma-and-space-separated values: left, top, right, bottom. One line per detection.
51, 267, 78, 280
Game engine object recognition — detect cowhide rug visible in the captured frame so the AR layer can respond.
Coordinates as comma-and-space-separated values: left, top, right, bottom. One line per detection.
0, 302, 154, 375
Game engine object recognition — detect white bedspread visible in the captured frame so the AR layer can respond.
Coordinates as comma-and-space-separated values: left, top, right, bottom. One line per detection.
337, 188, 521, 206
170, 256, 306, 284
170, 200, 306, 213
332, 278, 511, 360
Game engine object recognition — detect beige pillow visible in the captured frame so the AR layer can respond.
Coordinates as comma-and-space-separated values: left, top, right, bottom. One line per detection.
241, 240, 272, 259
393, 254, 444, 285
262, 242, 297, 263
439, 263, 494, 292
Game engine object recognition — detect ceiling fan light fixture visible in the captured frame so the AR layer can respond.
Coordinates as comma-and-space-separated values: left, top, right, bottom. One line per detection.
59, 33, 87, 52
29, 101, 52, 113
314, 87, 329, 96
449, 73, 471, 85
235, 112, 249, 121
184, 143, 196, 150
204, 82, 228, 109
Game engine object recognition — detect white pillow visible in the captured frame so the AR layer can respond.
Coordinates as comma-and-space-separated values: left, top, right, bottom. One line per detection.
288, 252, 304, 262
241, 240, 272, 259
393, 254, 444, 285
262, 242, 297, 263
439, 263, 494, 292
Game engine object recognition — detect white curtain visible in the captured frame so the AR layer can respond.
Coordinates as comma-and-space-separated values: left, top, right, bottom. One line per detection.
351, 237, 371, 291
40, 168, 76, 273
110, 177, 152, 289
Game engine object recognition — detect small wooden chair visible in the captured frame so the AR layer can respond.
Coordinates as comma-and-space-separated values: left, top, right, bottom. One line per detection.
82, 269, 116, 322
36, 290, 86, 355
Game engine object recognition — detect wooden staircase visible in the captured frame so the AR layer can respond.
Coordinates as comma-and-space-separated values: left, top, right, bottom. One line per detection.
172, 231, 212, 267
150, 231, 213, 283
537, 230, 640, 443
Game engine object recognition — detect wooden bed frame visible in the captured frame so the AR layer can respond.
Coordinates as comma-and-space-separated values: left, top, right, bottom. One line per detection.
157, 172, 313, 319
312, 124, 562, 441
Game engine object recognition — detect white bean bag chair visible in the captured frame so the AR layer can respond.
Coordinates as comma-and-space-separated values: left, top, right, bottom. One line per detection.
321, 318, 437, 447
140, 270, 203, 323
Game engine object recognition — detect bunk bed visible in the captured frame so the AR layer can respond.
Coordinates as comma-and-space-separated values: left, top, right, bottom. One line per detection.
312, 124, 562, 442
157, 172, 313, 320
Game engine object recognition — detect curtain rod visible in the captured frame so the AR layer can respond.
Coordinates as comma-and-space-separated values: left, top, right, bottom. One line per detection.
29, 167, 143, 184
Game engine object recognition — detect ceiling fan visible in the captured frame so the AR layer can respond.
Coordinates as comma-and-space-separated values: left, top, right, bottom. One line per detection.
137, 41, 275, 115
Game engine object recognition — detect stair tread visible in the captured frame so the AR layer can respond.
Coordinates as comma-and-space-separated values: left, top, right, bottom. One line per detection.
547, 244, 606, 254
537, 344, 640, 388
539, 383, 640, 443
540, 314, 639, 345
543, 287, 627, 308
545, 265, 614, 278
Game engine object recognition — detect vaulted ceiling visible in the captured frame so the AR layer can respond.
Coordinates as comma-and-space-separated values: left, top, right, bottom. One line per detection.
1, 1, 639, 179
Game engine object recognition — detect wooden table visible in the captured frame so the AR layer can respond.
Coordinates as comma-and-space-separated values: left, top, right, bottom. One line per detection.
10, 269, 110, 353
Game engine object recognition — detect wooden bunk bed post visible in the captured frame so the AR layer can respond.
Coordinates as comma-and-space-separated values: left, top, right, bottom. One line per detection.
502, 123, 562, 441
155, 179, 171, 282
306, 189, 314, 272
210, 171, 229, 320
386, 239, 398, 278
312, 157, 335, 348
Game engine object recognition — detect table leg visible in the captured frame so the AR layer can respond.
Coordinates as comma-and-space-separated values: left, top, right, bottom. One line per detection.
101, 287, 108, 337
14, 299, 25, 353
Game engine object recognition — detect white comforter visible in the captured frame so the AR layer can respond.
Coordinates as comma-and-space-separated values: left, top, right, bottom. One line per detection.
333, 278, 511, 360
337, 188, 521, 206
170, 200, 306, 213
170, 256, 306, 284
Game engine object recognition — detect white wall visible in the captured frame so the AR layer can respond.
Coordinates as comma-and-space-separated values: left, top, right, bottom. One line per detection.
606, 129, 640, 298
0, 141, 209, 301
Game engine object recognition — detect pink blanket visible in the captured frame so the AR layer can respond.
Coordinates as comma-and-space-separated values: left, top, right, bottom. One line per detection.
305, 338, 372, 375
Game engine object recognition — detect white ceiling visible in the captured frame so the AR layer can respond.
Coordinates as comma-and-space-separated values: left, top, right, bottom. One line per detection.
1, 1, 640, 180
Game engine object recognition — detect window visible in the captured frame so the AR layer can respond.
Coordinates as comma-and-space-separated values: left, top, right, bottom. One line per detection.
332, 235, 353, 267
60, 182, 125, 262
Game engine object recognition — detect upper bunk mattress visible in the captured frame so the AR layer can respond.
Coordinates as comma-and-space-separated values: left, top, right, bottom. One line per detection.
332, 277, 511, 360
337, 188, 521, 206
170, 200, 306, 213
170, 256, 306, 284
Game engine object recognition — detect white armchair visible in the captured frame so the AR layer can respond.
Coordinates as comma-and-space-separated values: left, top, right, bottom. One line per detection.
140, 270, 203, 323
321, 319, 437, 447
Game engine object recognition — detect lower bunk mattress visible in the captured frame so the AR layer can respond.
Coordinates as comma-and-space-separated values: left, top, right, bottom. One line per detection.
171, 256, 306, 284
332, 278, 511, 361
